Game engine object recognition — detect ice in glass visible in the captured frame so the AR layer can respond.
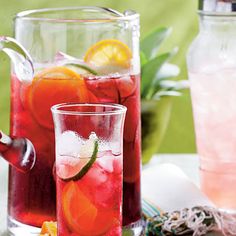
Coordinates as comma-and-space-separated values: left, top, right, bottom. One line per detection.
51, 103, 126, 235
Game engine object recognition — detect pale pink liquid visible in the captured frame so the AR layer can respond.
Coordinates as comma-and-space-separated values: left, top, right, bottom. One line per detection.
190, 68, 236, 211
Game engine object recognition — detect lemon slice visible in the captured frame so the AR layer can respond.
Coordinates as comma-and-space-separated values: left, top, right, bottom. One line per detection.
84, 39, 132, 74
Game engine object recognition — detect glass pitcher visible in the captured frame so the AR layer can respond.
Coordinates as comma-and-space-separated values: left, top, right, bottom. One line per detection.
0, 6, 142, 234
187, 0, 236, 213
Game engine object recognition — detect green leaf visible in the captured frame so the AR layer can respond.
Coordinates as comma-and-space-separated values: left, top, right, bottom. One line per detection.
140, 27, 172, 60
140, 51, 148, 67
141, 98, 173, 164
141, 52, 172, 99
159, 79, 189, 91
152, 62, 180, 92
155, 62, 180, 81
153, 90, 181, 100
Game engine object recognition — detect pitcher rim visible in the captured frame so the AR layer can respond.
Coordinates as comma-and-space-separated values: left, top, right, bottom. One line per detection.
15, 6, 139, 23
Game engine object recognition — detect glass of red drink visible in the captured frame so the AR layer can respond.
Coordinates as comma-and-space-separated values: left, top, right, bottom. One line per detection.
1, 7, 141, 234
51, 103, 126, 236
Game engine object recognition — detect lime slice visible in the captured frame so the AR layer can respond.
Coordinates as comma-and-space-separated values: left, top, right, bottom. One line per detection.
61, 140, 99, 182
65, 63, 98, 75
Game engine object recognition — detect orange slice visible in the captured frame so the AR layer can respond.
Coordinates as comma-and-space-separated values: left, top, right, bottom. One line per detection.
62, 182, 114, 235
28, 66, 88, 129
62, 182, 97, 234
40, 221, 57, 236
36, 66, 81, 79
84, 39, 132, 73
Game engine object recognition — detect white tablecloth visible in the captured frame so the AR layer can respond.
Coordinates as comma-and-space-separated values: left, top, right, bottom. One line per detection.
0, 157, 8, 235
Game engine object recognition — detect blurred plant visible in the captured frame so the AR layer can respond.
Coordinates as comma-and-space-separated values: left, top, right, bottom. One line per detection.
141, 27, 188, 164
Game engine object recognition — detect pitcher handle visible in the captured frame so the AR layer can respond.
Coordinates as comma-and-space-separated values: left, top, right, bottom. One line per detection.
0, 130, 36, 173
0, 37, 35, 172
0, 36, 34, 82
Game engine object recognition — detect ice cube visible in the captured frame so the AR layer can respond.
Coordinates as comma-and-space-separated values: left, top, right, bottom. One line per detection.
57, 131, 81, 157
54, 51, 77, 62
89, 132, 98, 142
57, 155, 79, 166
79, 132, 98, 157
116, 74, 136, 98
97, 154, 114, 173
85, 163, 108, 185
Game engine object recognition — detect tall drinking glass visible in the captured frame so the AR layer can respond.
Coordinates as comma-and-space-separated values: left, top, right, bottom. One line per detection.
51, 103, 126, 236
0, 6, 141, 234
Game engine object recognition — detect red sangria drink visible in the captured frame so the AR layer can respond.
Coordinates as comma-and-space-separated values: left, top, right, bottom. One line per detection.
52, 104, 126, 235
8, 7, 141, 234
84, 38, 142, 227
9, 39, 141, 231
84, 73, 141, 226
9, 69, 88, 227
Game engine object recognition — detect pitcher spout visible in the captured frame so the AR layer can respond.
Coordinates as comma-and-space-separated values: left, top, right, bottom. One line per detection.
0, 36, 34, 83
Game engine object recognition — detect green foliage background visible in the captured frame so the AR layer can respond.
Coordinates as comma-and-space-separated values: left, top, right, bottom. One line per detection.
0, 0, 198, 153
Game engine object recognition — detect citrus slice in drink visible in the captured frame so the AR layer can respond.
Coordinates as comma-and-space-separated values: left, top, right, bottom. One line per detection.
62, 181, 114, 235
57, 157, 89, 180
40, 221, 57, 236
28, 66, 88, 129
57, 141, 98, 181
84, 39, 132, 74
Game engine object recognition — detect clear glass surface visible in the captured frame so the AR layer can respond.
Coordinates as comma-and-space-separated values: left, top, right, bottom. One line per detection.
4, 6, 142, 234
52, 103, 126, 236
187, 13, 236, 213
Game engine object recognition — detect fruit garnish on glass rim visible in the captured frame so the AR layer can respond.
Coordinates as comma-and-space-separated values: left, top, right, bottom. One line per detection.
57, 134, 99, 182
84, 39, 132, 74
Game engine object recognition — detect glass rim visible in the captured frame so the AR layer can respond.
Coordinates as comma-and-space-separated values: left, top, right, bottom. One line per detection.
15, 6, 139, 23
198, 10, 236, 17
51, 103, 127, 116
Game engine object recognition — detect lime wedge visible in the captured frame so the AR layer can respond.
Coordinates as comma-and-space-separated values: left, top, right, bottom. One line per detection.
61, 140, 99, 182
65, 63, 98, 75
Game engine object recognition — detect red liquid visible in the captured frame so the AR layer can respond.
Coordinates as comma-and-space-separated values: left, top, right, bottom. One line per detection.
57, 154, 122, 236
0, 131, 35, 173
8, 71, 141, 227
85, 74, 142, 225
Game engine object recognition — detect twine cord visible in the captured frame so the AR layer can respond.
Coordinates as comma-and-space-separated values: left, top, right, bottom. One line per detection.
146, 206, 236, 236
